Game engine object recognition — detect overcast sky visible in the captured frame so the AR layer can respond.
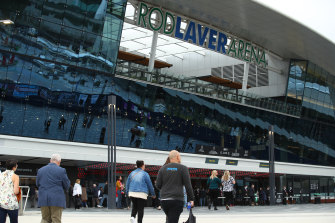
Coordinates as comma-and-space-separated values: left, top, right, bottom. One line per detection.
254, 0, 335, 44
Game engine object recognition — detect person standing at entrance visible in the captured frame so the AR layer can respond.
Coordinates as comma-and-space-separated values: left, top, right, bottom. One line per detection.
126, 160, 156, 223
116, 176, 123, 209
36, 154, 70, 223
221, 170, 235, 210
207, 170, 221, 210
73, 179, 82, 210
156, 150, 194, 223
0, 159, 20, 223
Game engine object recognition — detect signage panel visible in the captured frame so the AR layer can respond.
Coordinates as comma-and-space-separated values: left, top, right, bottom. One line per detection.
135, 2, 267, 67
205, 158, 219, 164
226, 159, 238, 166
259, 162, 270, 168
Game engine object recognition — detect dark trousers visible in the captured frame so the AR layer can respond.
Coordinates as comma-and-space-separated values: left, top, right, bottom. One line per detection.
0, 207, 18, 223
161, 200, 184, 223
117, 190, 122, 208
208, 189, 220, 208
131, 197, 146, 223
224, 191, 233, 206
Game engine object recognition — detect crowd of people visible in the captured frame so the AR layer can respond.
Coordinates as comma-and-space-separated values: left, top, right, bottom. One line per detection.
0, 152, 297, 223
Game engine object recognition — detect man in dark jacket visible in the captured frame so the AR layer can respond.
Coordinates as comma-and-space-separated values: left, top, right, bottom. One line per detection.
248, 184, 255, 206
91, 184, 99, 208
156, 150, 194, 223
36, 154, 70, 223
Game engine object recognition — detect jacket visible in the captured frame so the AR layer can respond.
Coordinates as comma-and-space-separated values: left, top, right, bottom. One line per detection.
207, 177, 221, 189
73, 183, 82, 196
36, 163, 70, 208
126, 168, 155, 196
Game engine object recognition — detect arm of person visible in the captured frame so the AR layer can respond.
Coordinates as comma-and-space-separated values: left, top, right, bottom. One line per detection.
182, 166, 194, 206
144, 173, 156, 198
12, 174, 20, 195
232, 176, 236, 185
62, 169, 70, 191
126, 173, 131, 195
155, 169, 162, 190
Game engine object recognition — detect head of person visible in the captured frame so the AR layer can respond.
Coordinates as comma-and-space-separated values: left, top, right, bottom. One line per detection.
93, 184, 96, 187
105, 181, 108, 184
210, 170, 218, 179
168, 150, 181, 164
75, 179, 80, 184
136, 160, 145, 170
6, 159, 18, 171
118, 176, 122, 181
100, 187, 103, 190
50, 154, 61, 166
251, 184, 254, 188
223, 170, 230, 181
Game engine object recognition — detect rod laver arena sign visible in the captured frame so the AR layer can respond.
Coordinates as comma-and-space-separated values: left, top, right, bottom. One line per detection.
136, 2, 267, 67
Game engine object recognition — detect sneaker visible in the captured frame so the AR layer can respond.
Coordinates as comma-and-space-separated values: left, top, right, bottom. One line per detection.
157, 206, 161, 210
130, 217, 135, 223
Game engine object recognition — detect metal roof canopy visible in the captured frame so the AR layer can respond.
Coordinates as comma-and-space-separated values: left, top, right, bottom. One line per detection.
137, 0, 335, 76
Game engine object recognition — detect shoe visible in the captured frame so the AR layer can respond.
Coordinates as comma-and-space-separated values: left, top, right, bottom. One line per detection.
130, 217, 135, 223
214, 207, 218, 210
157, 206, 161, 210
226, 205, 230, 210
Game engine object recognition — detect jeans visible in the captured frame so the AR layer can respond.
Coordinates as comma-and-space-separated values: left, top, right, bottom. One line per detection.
117, 190, 122, 208
161, 200, 184, 223
99, 194, 108, 207
199, 197, 205, 206
0, 207, 18, 223
130, 197, 146, 223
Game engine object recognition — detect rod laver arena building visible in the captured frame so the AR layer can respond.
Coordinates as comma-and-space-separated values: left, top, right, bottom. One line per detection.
0, 0, 334, 203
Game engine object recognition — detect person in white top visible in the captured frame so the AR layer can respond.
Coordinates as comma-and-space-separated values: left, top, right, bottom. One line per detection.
0, 159, 20, 223
73, 179, 82, 210
221, 170, 236, 210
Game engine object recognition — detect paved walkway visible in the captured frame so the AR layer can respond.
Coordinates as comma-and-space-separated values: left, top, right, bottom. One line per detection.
17, 204, 335, 223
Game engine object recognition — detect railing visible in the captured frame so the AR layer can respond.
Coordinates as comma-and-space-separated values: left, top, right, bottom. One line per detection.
115, 61, 302, 117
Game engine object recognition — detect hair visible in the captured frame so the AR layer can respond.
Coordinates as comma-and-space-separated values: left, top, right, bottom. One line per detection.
51, 154, 61, 163
223, 170, 230, 181
164, 157, 170, 166
136, 160, 144, 168
6, 159, 18, 170
75, 179, 80, 184
210, 170, 217, 179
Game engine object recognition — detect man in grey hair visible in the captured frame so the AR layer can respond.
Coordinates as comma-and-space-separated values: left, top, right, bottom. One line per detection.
37, 154, 70, 223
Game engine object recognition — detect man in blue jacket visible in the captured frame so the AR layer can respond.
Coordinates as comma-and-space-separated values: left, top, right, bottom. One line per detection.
36, 154, 70, 223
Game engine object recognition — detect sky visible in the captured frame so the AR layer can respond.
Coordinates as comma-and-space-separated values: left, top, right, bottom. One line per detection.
254, 0, 335, 44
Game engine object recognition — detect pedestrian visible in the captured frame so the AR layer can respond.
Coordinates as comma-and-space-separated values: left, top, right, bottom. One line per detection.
199, 187, 206, 207
0, 159, 20, 223
282, 186, 288, 205
116, 176, 123, 209
81, 185, 88, 208
126, 160, 156, 223
29, 185, 36, 208
73, 179, 82, 210
98, 182, 108, 208
221, 170, 235, 210
153, 180, 161, 210
156, 150, 194, 223
248, 184, 256, 206
91, 184, 99, 208
36, 154, 70, 223
207, 170, 221, 210
259, 187, 267, 205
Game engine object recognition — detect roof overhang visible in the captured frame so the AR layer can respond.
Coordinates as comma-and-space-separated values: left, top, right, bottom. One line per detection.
140, 0, 335, 75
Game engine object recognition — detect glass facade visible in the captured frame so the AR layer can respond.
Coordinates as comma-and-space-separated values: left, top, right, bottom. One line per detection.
0, 1, 334, 169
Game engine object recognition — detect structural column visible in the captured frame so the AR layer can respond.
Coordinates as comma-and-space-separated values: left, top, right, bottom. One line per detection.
241, 62, 249, 104
148, 31, 158, 73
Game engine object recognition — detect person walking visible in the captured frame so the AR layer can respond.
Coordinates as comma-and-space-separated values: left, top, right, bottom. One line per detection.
126, 160, 156, 223
0, 159, 20, 223
199, 187, 206, 207
221, 170, 235, 210
36, 154, 70, 223
98, 181, 108, 208
73, 179, 82, 210
207, 170, 221, 210
156, 150, 194, 223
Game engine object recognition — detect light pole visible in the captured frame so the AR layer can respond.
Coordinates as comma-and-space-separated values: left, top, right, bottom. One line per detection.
268, 125, 276, 205
107, 95, 116, 209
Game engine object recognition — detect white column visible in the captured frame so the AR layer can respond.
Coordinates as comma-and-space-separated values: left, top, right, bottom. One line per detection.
242, 62, 249, 91
148, 31, 158, 72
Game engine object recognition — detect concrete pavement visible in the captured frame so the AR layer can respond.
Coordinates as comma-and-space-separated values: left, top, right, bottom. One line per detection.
17, 203, 335, 223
